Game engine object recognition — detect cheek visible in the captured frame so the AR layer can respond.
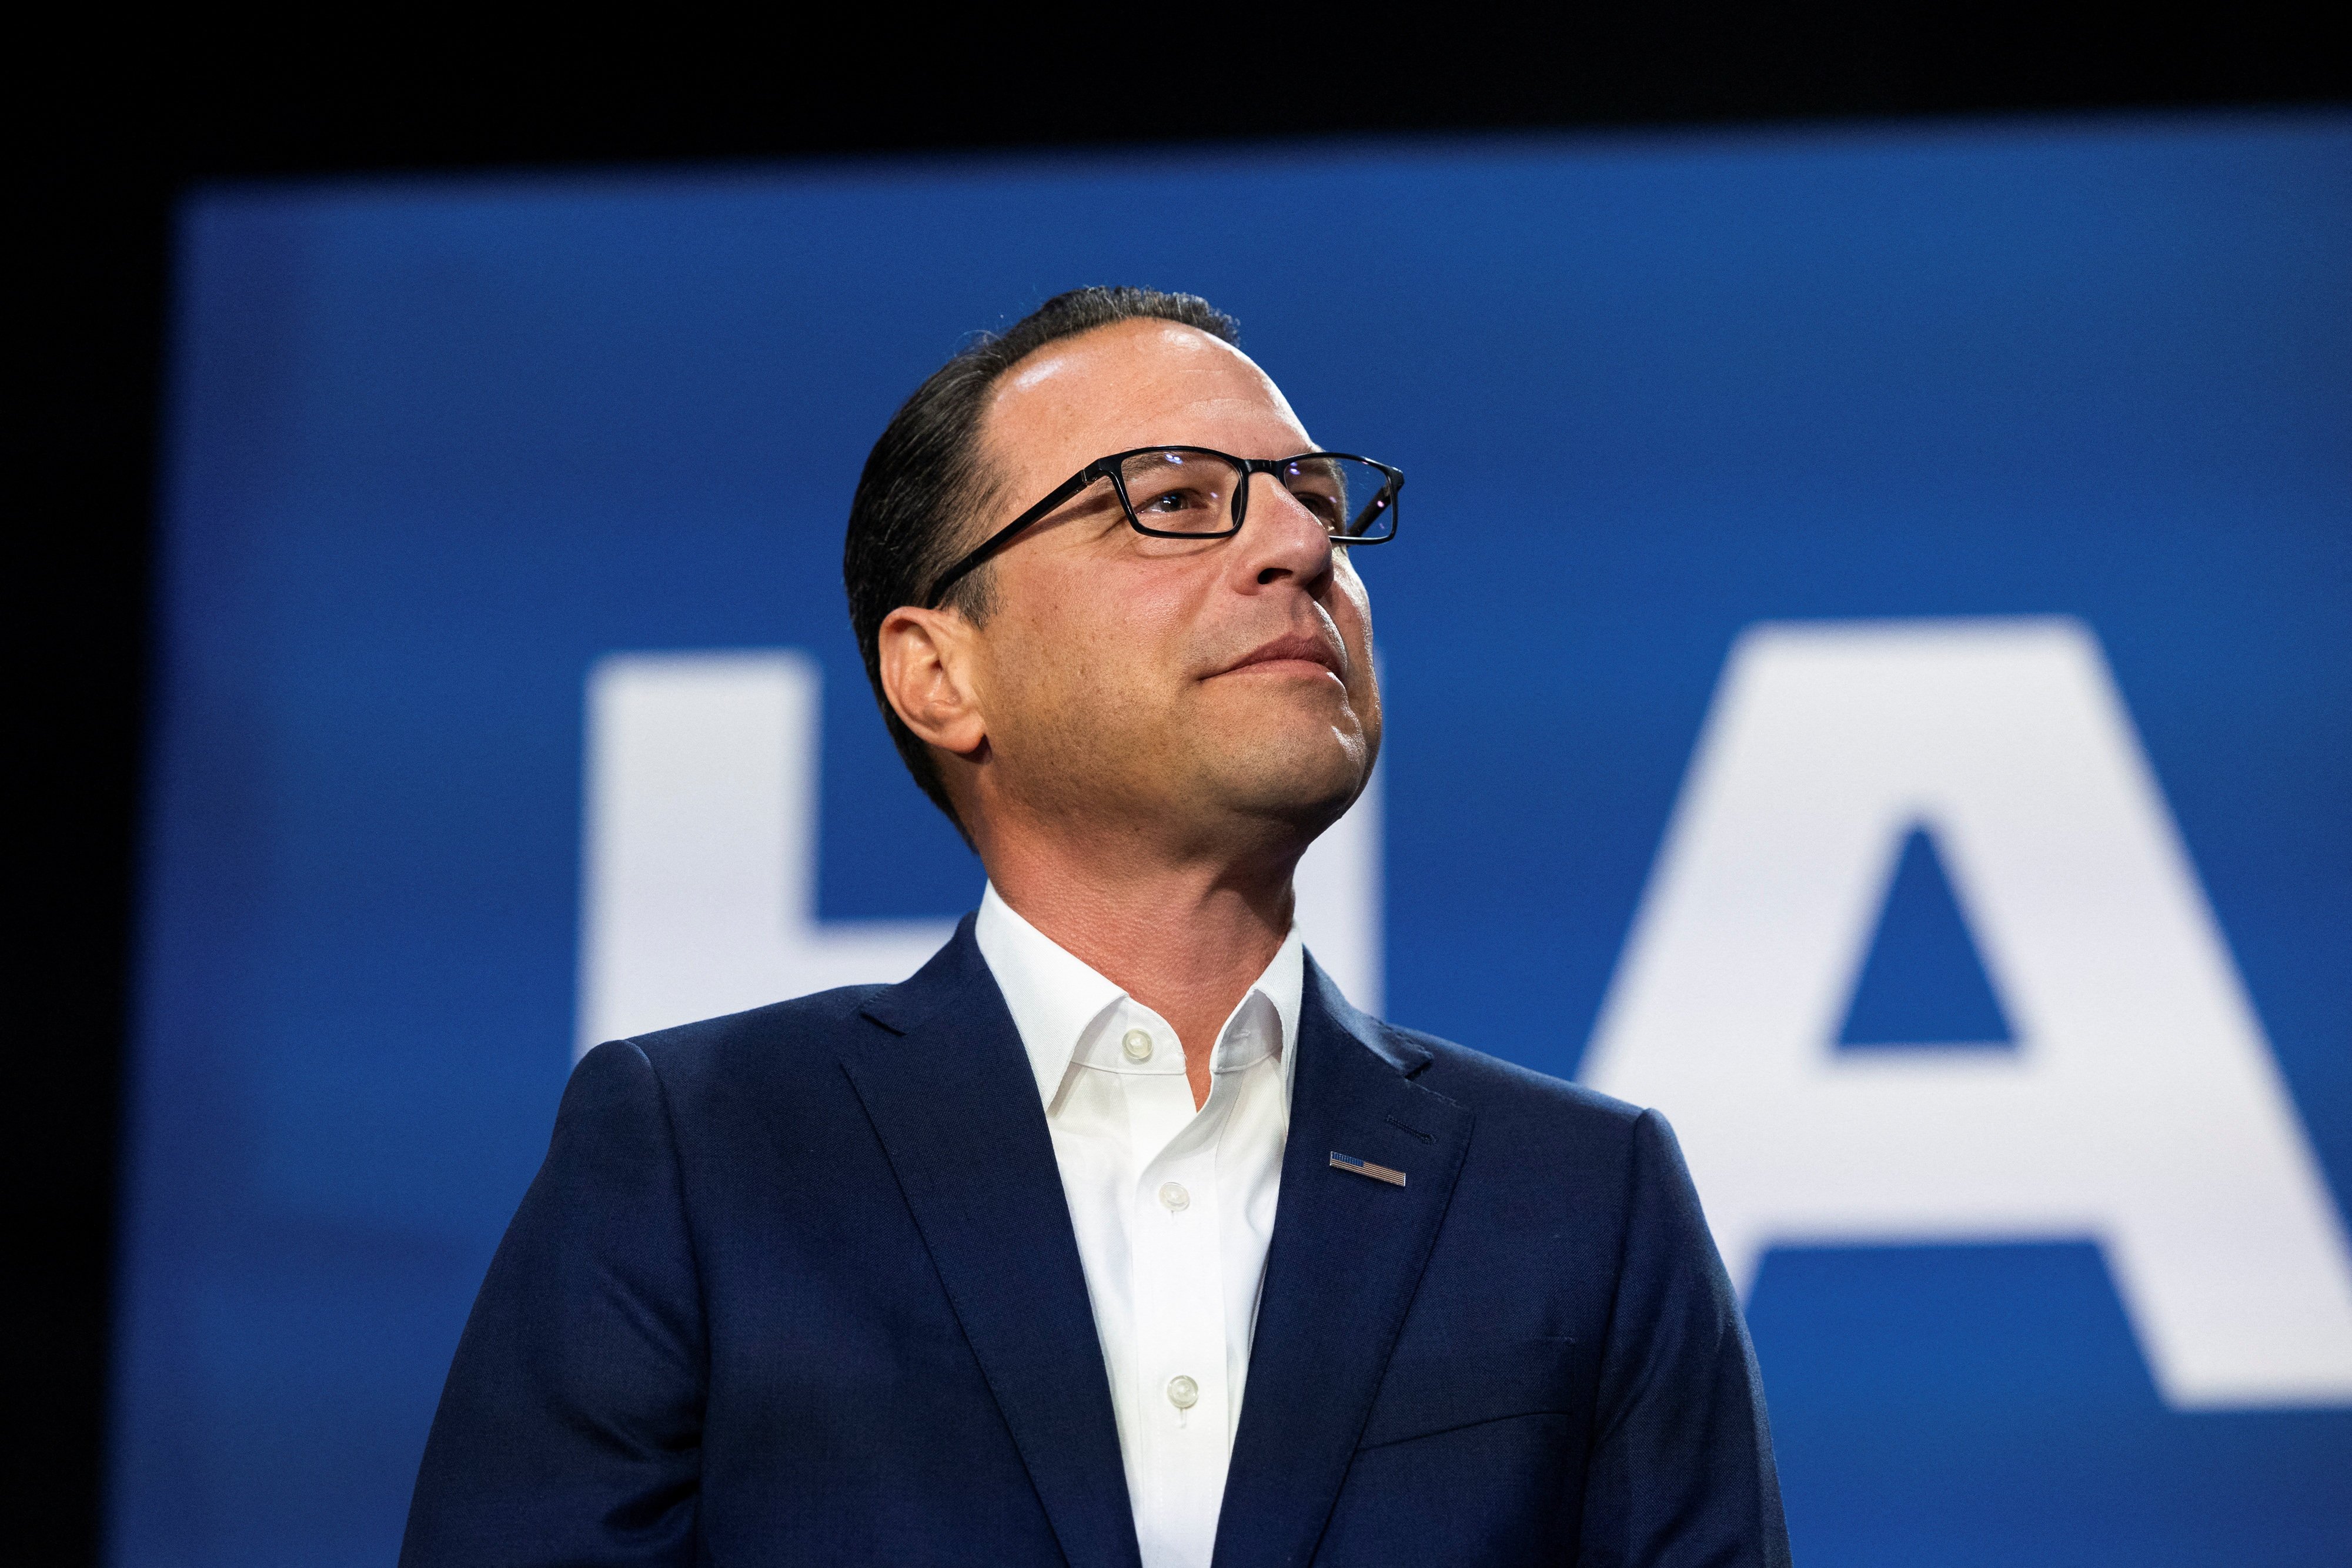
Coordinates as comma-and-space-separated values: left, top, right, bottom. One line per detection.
995, 571, 1187, 724
1052, 552, 1203, 662
1332, 559, 1376, 653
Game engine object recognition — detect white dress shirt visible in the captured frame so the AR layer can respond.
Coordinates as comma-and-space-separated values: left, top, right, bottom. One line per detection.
974, 883, 1302, 1568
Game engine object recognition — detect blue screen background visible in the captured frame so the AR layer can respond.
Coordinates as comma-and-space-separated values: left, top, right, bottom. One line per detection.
118, 116, 2351, 1564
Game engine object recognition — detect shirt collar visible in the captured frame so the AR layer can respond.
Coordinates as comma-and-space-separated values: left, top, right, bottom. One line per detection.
974, 881, 1304, 1114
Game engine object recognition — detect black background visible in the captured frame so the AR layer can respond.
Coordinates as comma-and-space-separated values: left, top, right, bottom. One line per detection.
17, 8, 2344, 1559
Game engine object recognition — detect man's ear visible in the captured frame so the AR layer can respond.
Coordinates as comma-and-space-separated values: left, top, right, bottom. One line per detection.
878, 606, 988, 756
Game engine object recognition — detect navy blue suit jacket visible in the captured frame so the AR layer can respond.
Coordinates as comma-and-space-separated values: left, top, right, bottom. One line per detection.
403, 920, 1789, 1566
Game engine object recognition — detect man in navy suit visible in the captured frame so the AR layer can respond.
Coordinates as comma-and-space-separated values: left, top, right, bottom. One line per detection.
402, 286, 1790, 1567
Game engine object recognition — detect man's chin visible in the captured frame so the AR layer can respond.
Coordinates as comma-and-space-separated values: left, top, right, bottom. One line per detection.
1202, 667, 1362, 730
1200, 732, 1369, 831
1179, 679, 1373, 814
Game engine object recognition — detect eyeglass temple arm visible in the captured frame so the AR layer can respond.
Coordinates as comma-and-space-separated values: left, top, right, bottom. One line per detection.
1366, 464, 1404, 537
921, 462, 1109, 609
1293, 456, 1402, 541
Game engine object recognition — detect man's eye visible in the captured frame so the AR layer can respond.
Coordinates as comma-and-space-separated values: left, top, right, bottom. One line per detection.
1297, 492, 1346, 525
1144, 487, 1212, 511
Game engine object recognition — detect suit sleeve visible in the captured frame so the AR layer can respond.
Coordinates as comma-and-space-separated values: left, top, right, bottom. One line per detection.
1578, 1108, 1792, 1568
400, 1040, 706, 1567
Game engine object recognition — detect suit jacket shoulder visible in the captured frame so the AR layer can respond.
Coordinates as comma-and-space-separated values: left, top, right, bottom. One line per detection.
1385, 1020, 1643, 1127
621, 984, 887, 1099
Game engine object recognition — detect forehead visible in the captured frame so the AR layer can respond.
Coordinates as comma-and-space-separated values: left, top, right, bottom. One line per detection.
980, 319, 1311, 479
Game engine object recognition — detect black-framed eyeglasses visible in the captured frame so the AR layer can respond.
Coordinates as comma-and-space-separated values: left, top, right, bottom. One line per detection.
921, 446, 1404, 609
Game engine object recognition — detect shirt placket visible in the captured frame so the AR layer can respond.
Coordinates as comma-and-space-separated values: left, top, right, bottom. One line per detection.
1114, 1011, 1234, 1566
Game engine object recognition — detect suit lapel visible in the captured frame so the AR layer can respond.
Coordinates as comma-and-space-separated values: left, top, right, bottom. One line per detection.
1214, 959, 1475, 1568
840, 919, 1141, 1568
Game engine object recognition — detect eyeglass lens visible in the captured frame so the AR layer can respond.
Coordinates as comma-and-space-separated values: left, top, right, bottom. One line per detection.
1114, 450, 1395, 540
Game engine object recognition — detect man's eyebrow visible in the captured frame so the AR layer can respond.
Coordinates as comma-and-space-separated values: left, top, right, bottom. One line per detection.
1283, 453, 1347, 482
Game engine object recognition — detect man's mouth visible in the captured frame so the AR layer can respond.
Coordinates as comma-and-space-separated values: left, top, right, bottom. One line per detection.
1217, 630, 1347, 680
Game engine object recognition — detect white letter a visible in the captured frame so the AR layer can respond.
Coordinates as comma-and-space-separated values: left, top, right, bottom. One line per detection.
1581, 617, 2352, 1409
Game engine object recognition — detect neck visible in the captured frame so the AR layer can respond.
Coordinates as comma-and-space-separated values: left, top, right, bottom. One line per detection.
980, 823, 1298, 1108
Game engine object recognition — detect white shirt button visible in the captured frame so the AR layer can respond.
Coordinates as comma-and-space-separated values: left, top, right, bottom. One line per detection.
1121, 1028, 1154, 1062
1158, 1182, 1190, 1212
1166, 1374, 1199, 1410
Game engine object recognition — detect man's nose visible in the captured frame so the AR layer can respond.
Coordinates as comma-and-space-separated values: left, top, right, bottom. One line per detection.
1238, 472, 1334, 587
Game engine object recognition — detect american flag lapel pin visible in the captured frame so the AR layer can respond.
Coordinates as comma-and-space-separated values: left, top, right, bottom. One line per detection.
1329, 1151, 1408, 1187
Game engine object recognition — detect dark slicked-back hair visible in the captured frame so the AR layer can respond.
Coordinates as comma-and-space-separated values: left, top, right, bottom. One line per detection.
843, 286, 1242, 837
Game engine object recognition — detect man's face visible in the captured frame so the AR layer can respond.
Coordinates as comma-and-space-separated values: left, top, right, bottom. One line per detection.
956, 318, 1380, 856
